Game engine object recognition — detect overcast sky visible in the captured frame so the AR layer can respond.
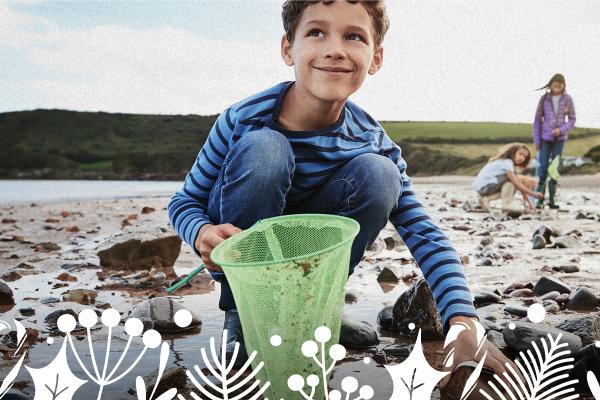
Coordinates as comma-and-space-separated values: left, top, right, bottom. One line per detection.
1, 1, 599, 127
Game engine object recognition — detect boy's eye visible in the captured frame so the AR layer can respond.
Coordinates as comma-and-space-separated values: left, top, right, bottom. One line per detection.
308, 29, 324, 38
347, 33, 364, 42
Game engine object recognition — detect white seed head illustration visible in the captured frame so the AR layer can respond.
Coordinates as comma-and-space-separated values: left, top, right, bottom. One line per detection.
270, 335, 282, 346
101, 308, 121, 327
124, 317, 144, 336
359, 385, 374, 399
142, 329, 162, 348
314, 326, 332, 342
302, 340, 319, 357
527, 303, 546, 323
596, 341, 600, 348
57, 314, 77, 333
174, 309, 192, 328
408, 322, 416, 330
329, 344, 346, 361
288, 374, 305, 391
341, 376, 358, 393
79, 309, 98, 328
306, 374, 319, 387
363, 357, 372, 365
508, 322, 516, 330
329, 390, 342, 400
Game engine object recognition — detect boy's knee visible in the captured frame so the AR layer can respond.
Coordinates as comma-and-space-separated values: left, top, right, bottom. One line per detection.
351, 153, 401, 207
231, 129, 294, 176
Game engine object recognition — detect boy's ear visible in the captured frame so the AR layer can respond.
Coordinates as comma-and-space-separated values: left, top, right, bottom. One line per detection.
368, 46, 384, 75
281, 34, 294, 66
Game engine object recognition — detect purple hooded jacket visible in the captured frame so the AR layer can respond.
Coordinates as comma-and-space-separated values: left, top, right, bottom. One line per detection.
532, 92, 576, 146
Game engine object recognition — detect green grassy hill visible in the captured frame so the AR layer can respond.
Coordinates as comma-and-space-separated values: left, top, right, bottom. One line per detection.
1, 110, 598, 179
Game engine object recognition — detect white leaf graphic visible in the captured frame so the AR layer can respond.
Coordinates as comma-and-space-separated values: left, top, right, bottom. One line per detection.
25, 338, 88, 400
588, 371, 600, 400
479, 333, 579, 400
460, 354, 487, 400
386, 329, 449, 400
0, 353, 26, 397
136, 376, 147, 400
154, 388, 177, 400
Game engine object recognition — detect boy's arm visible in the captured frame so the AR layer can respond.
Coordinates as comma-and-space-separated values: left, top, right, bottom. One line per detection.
167, 107, 236, 256
383, 138, 478, 334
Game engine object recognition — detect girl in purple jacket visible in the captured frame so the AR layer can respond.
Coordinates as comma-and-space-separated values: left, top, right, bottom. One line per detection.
533, 73, 576, 209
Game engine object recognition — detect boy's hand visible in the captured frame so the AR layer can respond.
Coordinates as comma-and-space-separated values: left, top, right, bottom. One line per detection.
439, 316, 523, 390
195, 223, 242, 272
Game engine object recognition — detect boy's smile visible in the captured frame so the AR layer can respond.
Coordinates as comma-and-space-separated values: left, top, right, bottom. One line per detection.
278, 1, 383, 131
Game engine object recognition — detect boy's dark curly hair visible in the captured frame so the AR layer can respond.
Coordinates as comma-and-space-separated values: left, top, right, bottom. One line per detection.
281, 0, 390, 48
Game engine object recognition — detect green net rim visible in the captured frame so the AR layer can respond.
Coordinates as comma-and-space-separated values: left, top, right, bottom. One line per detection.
210, 213, 360, 268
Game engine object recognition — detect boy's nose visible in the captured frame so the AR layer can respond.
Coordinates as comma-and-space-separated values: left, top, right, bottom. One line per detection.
324, 37, 347, 59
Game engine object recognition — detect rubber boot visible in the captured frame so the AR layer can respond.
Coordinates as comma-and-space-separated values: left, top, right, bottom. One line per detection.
548, 179, 559, 209
536, 181, 546, 209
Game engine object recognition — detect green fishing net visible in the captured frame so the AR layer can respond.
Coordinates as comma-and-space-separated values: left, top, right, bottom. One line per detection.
211, 213, 360, 399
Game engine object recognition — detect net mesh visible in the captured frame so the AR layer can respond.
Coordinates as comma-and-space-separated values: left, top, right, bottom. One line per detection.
211, 213, 360, 399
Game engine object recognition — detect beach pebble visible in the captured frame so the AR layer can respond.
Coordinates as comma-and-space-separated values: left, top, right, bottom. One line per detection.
376, 266, 400, 283
570, 344, 600, 394
345, 290, 359, 303
340, 316, 379, 349
552, 235, 580, 249
0, 282, 15, 305
97, 234, 182, 270
33, 242, 61, 252
557, 315, 600, 347
1, 271, 22, 282
555, 293, 570, 305
377, 306, 394, 330
55, 272, 78, 282
542, 300, 560, 314
509, 288, 535, 298
473, 292, 503, 307
504, 305, 528, 317
130, 297, 201, 333
141, 206, 156, 214
503, 322, 582, 354
533, 225, 557, 242
532, 276, 571, 296
540, 291, 560, 301
567, 288, 599, 310
532, 234, 547, 249
62, 289, 97, 305
391, 278, 443, 338
553, 264, 580, 273
383, 236, 402, 250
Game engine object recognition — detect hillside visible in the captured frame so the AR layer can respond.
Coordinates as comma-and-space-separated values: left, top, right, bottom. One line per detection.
1, 109, 598, 179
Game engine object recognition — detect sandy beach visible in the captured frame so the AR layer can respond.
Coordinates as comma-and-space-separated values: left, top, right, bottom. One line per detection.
1, 175, 599, 399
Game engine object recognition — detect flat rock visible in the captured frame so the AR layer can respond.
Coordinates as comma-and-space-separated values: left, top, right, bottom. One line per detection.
391, 278, 443, 338
473, 291, 503, 307
553, 264, 580, 273
503, 322, 582, 355
552, 235, 580, 248
97, 234, 182, 270
130, 297, 201, 333
567, 287, 599, 310
340, 316, 379, 348
504, 305, 528, 317
557, 315, 600, 347
532, 276, 571, 296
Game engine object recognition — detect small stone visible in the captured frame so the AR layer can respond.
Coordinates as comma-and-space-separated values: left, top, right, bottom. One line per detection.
1, 218, 17, 224
473, 292, 503, 307
533, 225, 556, 242
44, 308, 78, 326
509, 288, 535, 298
542, 300, 560, 314
391, 279, 443, 338
479, 257, 494, 266
33, 242, 61, 252
19, 307, 35, 317
340, 316, 379, 349
503, 322, 582, 354
487, 330, 507, 352
62, 289, 97, 305
460, 255, 470, 265
0, 282, 15, 305
377, 266, 400, 283
60, 211, 71, 218
552, 235, 580, 249
129, 367, 187, 396
65, 226, 80, 233
377, 306, 394, 330
345, 290, 359, 303
555, 293, 570, 305
55, 272, 78, 282
39, 296, 60, 304
1, 271, 22, 282
532, 234, 547, 249
532, 276, 571, 296
540, 291, 560, 301
141, 207, 156, 214
553, 264, 580, 273
383, 236, 402, 250
567, 288, 599, 310
504, 305, 528, 317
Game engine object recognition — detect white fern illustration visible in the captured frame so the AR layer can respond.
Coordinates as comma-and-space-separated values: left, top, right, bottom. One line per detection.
480, 333, 579, 400
135, 342, 178, 400
588, 371, 600, 400
0, 319, 28, 399
286, 326, 373, 400
182, 328, 271, 400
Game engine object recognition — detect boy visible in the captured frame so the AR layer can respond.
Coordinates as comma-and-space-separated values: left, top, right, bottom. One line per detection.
168, 0, 513, 387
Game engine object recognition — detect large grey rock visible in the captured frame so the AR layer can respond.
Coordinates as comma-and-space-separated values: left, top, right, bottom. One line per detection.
130, 297, 201, 333
340, 316, 379, 348
503, 322, 582, 355
567, 288, 599, 310
557, 315, 600, 346
532, 276, 571, 296
97, 233, 182, 270
570, 344, 600, 394
391, 278, 443, 338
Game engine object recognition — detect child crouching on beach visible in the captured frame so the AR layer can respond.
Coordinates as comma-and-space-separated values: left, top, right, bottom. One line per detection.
473, 143, 543, 212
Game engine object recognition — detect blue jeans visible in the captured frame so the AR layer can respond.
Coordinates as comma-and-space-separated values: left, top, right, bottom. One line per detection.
206, 128, 402, 311
536, 138, 565, 203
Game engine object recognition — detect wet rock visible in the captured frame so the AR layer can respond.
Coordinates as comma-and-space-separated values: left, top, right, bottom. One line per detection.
0, 281, 15, 305
383, 236, 402, 250
555, 293, 570, 305
533, 225, 556, 243
504, 305, 528, 317
62, 289, 97, 305
391, 278, 443, 338
553, 264, 580, 273
345, 290, 359, 303
532, 234, 547, 249
141, 206, 156, 214
473, 292, 503, 307
382, 343, 413, 357
567, 288, 599, 310
509, 288, 535, 298
340, 316, 379, 349
540, 291, 560, 301
376, 266, 400, 283
532, 276, 571, 296
570, 344, 600, 394
552, 235, 580, 249
557, 315, 600, 347
45, 309, 78, 326
33, 242, 61, 252
480, 237, 494, 247
55, 272, 78, 282
1, 271, 22, 282
19, 307, 35, 317
401, 271, 418, 282
377, 306, 394, 330
130, 297, 201, 333
0, 328, 39, 352
97, 234, 182, 270
129, 366, 187, 396
542, 300, 560, 314
503, 322, 582, 354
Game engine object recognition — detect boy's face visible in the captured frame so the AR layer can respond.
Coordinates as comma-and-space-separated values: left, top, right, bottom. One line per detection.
549, 81, 565, 95
281, 1, 383, 103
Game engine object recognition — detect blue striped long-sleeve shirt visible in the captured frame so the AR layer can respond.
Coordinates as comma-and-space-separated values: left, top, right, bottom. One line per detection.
168, 81, 477, 332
